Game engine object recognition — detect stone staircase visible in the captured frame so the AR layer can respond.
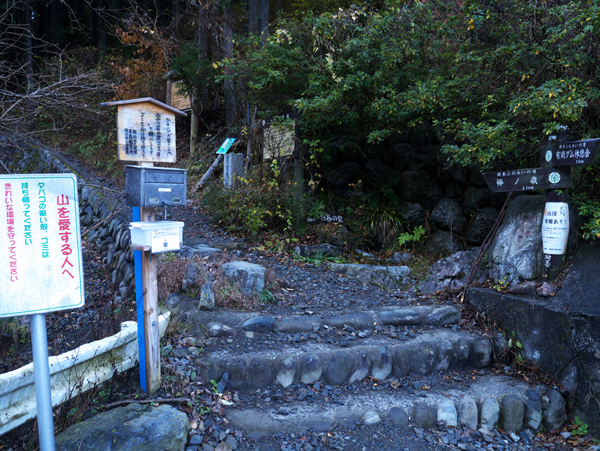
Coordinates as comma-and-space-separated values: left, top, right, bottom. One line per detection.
167, 283, 567, 451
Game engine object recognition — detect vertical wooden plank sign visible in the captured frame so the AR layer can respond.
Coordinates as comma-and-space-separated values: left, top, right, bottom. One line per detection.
102, 98, 187, 394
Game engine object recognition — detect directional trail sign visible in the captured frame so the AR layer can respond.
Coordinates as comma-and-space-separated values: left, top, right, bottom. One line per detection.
542, 138, 600, 167
482, 166, 572, 193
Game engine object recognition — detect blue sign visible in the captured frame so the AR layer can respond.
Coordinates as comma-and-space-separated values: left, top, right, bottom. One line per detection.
216, 138, 236, 154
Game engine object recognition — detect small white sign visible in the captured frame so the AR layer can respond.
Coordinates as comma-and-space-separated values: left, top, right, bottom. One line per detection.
151, 227, 180, 253
0, 174, 84, 318
542, 202, 569, 255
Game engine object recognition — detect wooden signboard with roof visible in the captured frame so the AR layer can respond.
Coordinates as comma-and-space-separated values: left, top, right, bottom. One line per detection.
101, 97, 187, 163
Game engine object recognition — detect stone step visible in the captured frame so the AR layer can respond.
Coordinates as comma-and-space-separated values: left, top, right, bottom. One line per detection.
193, 329, 497, 391
222, 371, 558, 439
167, 294, 462, 335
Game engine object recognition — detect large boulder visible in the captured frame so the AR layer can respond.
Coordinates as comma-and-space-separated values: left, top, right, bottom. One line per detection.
487, 194, 544, 286
55, 403, 189, 451
222, 261, 266, 296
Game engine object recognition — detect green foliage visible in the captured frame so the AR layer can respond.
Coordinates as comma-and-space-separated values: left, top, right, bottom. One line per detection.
507, 331, 524, 365
573, 193, 600, 240
259, 289, 276, 304
571, 416, 589, 436
201, 161, 303, 235
397, 226, 426, 248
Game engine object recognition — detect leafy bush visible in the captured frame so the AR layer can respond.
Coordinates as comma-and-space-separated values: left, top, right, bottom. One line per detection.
200, 160, 303, 236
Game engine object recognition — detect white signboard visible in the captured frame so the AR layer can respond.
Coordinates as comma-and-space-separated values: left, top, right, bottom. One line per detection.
542, 202, 569, 255
0, 174, 84, 318
118, 102, 177, 163
151, 227, 180, 253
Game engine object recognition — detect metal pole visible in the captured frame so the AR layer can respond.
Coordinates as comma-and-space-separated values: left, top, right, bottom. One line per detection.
133, 206, 147, 392
31, 313, 56, 451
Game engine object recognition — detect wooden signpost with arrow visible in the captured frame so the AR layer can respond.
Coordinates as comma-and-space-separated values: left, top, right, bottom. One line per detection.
482, 131, 599, 281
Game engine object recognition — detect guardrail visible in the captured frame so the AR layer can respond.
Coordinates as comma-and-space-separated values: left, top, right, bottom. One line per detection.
0, 312, 170, 435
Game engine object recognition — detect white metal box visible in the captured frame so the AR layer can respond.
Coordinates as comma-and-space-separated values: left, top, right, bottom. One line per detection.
129, 221, 184, 253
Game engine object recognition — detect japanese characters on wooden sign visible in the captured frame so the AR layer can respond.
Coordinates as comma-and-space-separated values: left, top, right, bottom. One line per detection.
482, 166, 572, 193
541, 138, 600, 167
0, 174, 84, 318
101, 98, 187, 164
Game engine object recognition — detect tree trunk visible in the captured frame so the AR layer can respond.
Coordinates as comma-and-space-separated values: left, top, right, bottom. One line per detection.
259, 0, 269, 44
248, 0, 259, 35
223, 0, 236, 127
189, 1, 209, 158
98, 0, 107, 58
24, 0, 34, 94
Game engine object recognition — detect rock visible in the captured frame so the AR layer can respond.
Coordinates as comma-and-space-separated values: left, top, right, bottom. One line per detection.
326, 263, 411, 289
480, 398, 500, 430
398, 202, 427, 228
276, 356, 296, 388
199, 282, 215, 310
206, 322, 236, 337
437, 399, 457, 427
371, 347, 392, 380
487, 194, 545, 286
349, 353, 369, 383
222, 262, 266, 297
323, 351, 353, 385
508, 281, 538, 296
420, 250, 483, 294
430, 198, 466, 232
178, 245, 222, 260
363, 410, 381, 426
182, 263, 202, 291
467, 208, 500, 244
392, 252, 412, 264
537, 282, 557, 297
462, 186, 491, 217
399, 170, 443, 211
501, 394, 524, 433
301, 354, 323, 384
388, 407, 409, 427
524, 390, 543, 432
413, 402, 437, 429
542, 390, 566, 432
328, 313, 375, 330
458, 396, 478, 430
247, 357, 271, 388
422, 230, 465, 256
276, 316, 322, 333
240, 316, 275, 333
54, 403, 189, 451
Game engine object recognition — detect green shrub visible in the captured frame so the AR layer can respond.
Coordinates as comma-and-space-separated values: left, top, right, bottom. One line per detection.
201, 160, 303, 236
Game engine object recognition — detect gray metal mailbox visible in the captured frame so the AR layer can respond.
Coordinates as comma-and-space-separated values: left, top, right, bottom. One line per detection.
126, 165, 187, 207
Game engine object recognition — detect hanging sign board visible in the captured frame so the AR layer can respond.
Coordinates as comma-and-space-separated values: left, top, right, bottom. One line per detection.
216, 138, 236, 154
0, 174, 84, 318
541, 138, 600, 167
482, 166, 572, 193
542, 202, 569, 255
101, 98, 187, 163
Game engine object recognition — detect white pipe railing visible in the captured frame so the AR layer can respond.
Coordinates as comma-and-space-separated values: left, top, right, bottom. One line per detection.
0, 312, 170, 436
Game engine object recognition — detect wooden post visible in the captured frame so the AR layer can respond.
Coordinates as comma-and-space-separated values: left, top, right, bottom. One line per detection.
140, 206, 160, 393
